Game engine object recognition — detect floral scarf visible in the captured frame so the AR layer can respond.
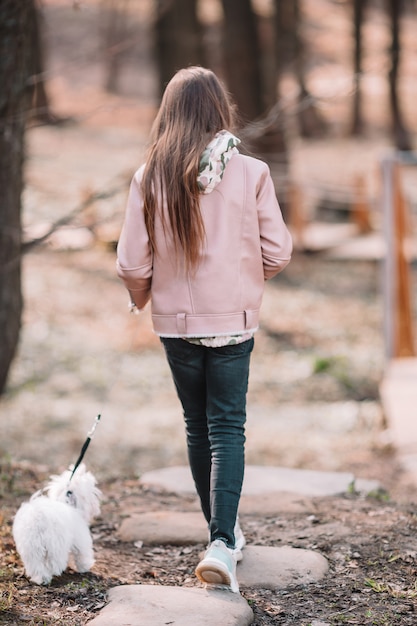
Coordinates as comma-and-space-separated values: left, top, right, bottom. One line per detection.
197, 130, 241, 194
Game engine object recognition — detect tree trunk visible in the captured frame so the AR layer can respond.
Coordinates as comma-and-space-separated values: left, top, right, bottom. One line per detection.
101, 0, 130, 94
274, 0, 324, 138
351, 0, 366, 135
292, 0, 326, 138
387, 0, 412, 150
274, 0, 296, 74
221, 0, 263, 122
31, 1, 55, 123
0, 0, 34, 394
155, 0, 205, 97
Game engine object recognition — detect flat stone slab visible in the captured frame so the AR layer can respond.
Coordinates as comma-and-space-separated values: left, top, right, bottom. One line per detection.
238, 545, 328, 589
239, 492, 314, 515
117, 508, 351, 547
87, 584, 253, 626
118, 511, 207, 544
380, 358, 417, 480
140, 465, 380, 499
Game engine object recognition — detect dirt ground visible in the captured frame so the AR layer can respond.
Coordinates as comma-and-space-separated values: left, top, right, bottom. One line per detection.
1, 1, 417, 624
2, 455, 417, 626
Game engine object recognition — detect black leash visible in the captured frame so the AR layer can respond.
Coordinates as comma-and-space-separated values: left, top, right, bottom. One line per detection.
69, 414, 101, 482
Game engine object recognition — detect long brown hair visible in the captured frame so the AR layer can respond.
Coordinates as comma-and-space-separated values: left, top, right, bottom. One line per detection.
142, 66, 237, 271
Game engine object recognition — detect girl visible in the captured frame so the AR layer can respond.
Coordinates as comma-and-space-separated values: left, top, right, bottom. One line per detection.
117, 66, 292, 593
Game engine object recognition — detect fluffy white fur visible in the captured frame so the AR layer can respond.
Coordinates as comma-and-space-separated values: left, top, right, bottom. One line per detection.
12, 464, 101, 585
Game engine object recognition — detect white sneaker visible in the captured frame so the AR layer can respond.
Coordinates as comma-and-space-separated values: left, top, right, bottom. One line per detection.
233, 517, 246, 562
207, 518, 246, 560
195, 539, 239, 593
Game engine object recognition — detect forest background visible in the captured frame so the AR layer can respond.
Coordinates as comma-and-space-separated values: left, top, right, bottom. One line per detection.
1, 0, 417, 477
1, 2, 417, 625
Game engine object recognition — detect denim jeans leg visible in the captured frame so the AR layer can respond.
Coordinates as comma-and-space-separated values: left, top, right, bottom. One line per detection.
160, 337, 254, 548
206, 338, 254, 548
160, 338, 211, 522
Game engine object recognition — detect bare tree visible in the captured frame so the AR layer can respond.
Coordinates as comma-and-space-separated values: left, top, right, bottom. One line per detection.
101, 0, 130, 94
352, 0, 412, 147
30, 1, 56, 123
351, 0, 366, 135
274, 0, 325, 138
387, 0, 412, 150
0, 0, 35, 394
155, 0, 205, 97
221, 0, 263, 122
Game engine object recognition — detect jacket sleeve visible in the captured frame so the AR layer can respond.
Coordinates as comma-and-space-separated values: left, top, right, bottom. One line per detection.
116, 167, 152, 308
256, 163, 292, 280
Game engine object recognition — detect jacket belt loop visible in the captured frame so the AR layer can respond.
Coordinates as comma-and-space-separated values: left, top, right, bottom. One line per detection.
244, 310, 249, 329
176, 313, 187, 335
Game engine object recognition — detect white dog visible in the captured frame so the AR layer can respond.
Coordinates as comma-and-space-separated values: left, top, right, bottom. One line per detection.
12, 464, 101, 585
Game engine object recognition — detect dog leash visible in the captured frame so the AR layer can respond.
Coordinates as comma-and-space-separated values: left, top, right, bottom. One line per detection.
68, 414, 101, 482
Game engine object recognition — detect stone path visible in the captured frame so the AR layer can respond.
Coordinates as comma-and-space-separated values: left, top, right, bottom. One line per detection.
139, 464, 379, 499
88, 465, 380, 626
89, 585, 254, 626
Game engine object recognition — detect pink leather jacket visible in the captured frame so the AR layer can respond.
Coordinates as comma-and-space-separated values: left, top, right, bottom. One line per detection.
116, 153, 292, 337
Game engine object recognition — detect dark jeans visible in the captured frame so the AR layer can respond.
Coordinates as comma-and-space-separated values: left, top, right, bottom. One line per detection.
160, 337, 254, 548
